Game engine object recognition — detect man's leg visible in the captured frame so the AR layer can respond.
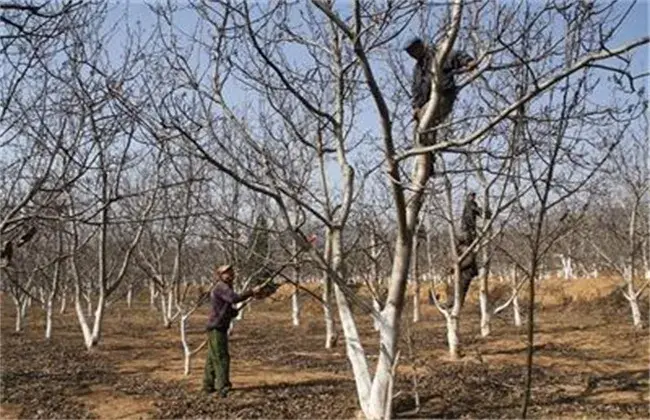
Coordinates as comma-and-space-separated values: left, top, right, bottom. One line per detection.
202, 330, 218, 393
214, 329, 231, 397
459, 253, 478, 307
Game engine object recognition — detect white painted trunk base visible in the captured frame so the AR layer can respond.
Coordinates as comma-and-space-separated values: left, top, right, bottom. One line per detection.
291, 287, 300, 326
45, 299, 53, 339
445, 315, 460, 360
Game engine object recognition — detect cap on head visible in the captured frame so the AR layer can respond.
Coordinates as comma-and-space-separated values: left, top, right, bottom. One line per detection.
404, 37, 425, 58
215, 264, 233, 276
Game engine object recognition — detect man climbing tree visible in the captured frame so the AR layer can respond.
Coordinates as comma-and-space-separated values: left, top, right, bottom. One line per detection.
456, 192, 490, 306
405, 37, 476, 171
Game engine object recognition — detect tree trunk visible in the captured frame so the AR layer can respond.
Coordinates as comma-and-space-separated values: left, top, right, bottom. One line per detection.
561, 255, 573, 280
291, 286, 300, 327
90, 292, 106, 347
291, 238, 301, 327
180, 315, 191, 375
628, 295, 642, 329
13, 296, 23, 332
412, 234, 420, 323
367, 237, 412, 419
59, 292, 67, 314
445, 314, 460, 360
513, 289, 523, 327
373, 299, 382, 331
330, 228, 372, 412
160, 289, 174, 328
624, 268, 643, 329
45, 297, 53, 339
74, 294, 95, 349
86, 293, 92, 317
479, 267, 491, 337
412, 283, 420, 323
149, 280, 157, 309
323, 229, 336, 349
371, 231, 382, 331
511, 266, 523, 327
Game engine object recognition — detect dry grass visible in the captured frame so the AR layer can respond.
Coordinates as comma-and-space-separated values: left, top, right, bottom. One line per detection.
1, 276, 648, 419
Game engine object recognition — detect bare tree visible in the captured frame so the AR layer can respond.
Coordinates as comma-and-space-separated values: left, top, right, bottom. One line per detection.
584, 112, 649, 328
315, 0, 647, 417
43, 0, 646, 417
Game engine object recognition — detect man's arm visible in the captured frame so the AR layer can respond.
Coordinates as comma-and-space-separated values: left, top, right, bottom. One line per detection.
450, 50, 476, 72
234, 289, 255, 303
216, 283, 262, 304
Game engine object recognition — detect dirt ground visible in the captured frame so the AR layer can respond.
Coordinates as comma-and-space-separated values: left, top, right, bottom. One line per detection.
1, 277, 648, 419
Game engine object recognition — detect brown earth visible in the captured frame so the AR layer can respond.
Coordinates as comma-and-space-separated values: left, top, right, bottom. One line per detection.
1, 276, 648, 419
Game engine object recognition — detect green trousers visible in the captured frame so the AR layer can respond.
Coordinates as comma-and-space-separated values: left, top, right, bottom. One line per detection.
203, 329, 231, 392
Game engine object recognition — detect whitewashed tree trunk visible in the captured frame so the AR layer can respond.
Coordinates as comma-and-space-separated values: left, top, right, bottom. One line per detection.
445, 314, 460, 360
160, 289, 175, 328
180, 313, 208, 375
291, 286, 300, 326
45, 298, 53, 339
561, 255, 574, 280
367, 238, 412, 419
513, 292, 522, 327
623, 267, 643, 329
90, 292, 106, 345
412, 232, 421, 323
20, 297, 29, 319
13, 296, 24, 332
509, 266, 522, 327
373, 299, 382, 331
15, 305, 23, 332
479, 266, 491, 337
59, 292, 67, 314
330, 228, 372, 413
166, 289, 174, 325
323, 229, 336, 349
291, 237, 301, 326
149, 280, 157, 309
371, 231, 382, 331
85, 293, 92, 317
45, 241, 62, 339
181, 315, 192, 375
324, 283, 335, 348
74, 293, 95, 349
628, 295, 642, 328
412, 286, 420, 323
477, 188, 492, 337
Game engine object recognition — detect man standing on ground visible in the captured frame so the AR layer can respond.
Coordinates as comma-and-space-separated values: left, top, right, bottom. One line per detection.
203, 264, 265, 397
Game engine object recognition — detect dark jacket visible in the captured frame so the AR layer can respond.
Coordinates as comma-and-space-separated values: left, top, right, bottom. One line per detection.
206, 281, 241, 332
412, 47, 474, 110
459, 196, 492, 245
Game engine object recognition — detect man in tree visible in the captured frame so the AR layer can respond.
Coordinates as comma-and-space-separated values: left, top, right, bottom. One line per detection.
405, 37, 476, 170
456, 192, 491, 306
203, 264, 265, 397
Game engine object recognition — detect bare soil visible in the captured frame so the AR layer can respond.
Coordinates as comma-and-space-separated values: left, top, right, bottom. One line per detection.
1, 277, 648, 419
